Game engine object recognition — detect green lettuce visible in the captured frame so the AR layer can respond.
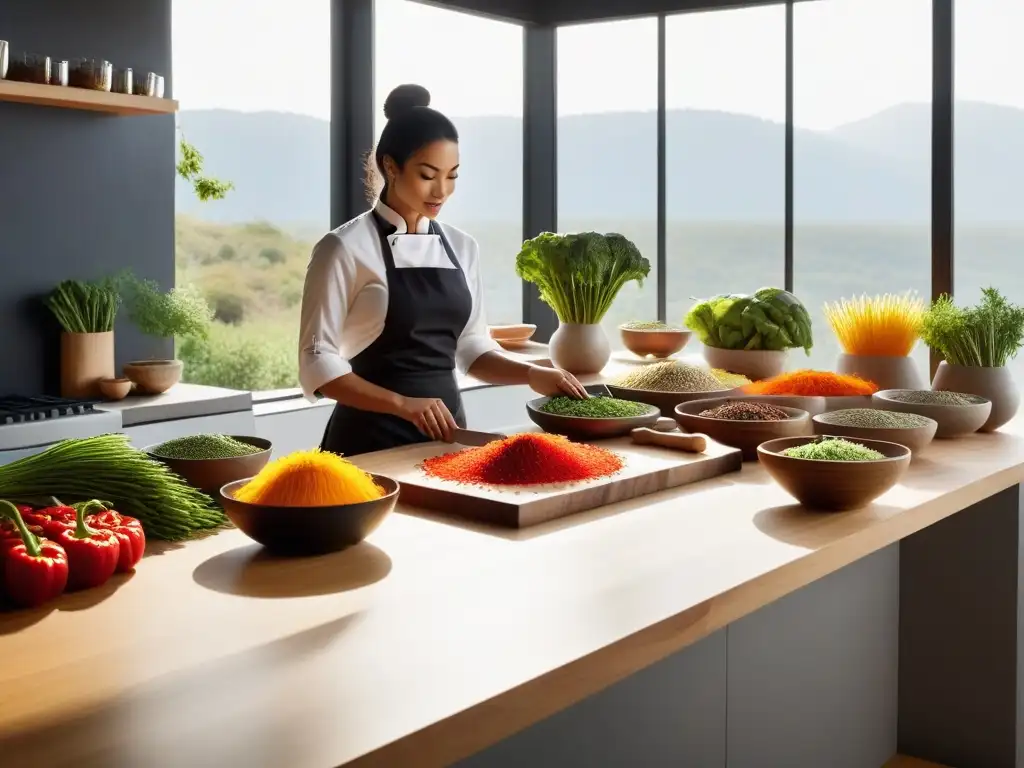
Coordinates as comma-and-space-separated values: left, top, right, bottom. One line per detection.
684, 287, 813, 354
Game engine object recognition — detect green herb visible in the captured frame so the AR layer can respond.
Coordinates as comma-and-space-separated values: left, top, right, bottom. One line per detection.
611, 361, 726, 393
885, 389, 980, 407
919, 288, 1024, 367
152, 434, 263, 460
515, 232, 651, 324
45, 278, 121, 333
0, 434, 225, 540
782, 437, 886, 462
117, 270, 213, 341
539, 395, 651, 418
685, 287, 813, 354
177, 135, 233, 202
818, 408, 932, 428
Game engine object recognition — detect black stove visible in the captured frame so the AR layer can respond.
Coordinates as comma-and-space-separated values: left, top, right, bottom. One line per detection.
0, 395, 98, 425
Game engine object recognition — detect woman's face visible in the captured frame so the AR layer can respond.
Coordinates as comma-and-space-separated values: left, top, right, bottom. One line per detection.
386, 139, 459, 221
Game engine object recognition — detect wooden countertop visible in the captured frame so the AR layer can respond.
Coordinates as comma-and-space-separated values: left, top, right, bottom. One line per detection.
3, 416, 1024, 767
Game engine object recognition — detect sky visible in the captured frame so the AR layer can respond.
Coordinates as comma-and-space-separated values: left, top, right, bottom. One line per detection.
172, 0, 1023, 132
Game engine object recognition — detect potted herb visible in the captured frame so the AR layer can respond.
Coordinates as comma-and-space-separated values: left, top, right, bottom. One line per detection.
515, 231, 650, 373
824, 292, 927, 391
920, 287, 1024, 431
45, 279, 122, 398
684, 288, 813, 380
118, 272, 213, 394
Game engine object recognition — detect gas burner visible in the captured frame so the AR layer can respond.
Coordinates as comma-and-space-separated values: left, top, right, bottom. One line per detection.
0, 395, 98, 425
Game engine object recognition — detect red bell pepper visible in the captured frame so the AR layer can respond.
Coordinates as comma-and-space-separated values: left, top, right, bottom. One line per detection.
22, 504, 78, 539
55, 503, 120, 591
0, 500, 68, 608
79, 500, 145, 573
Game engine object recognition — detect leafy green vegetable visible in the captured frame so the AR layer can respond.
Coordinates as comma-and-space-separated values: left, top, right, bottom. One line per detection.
515, 231, 651, 324
919, 287, 1024, 367
45, 278, 121, 333
684, 288, 813, 354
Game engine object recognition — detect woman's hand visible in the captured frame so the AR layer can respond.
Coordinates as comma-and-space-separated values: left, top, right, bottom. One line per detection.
396, 396, 458, 441
527, 365, 589, 399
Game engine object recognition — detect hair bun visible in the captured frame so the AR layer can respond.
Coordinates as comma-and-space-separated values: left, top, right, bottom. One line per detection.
383, 84, 431, 121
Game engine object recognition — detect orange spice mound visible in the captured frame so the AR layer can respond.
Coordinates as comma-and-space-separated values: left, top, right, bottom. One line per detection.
422, 432, 623, 486
234, 449, 384, 506
742, 369, 878, 397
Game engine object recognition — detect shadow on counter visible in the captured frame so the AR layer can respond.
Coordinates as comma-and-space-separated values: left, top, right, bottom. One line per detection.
753, 503, 903, 549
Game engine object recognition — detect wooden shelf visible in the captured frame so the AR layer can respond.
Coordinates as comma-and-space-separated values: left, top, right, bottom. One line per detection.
0, 78, 177, 115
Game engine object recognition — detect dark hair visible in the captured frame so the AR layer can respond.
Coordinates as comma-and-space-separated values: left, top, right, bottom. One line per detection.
364, 84, 459, 203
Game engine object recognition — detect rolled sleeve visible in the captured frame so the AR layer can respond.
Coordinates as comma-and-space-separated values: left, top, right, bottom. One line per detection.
298, 234, 356, 401
454, 235, 502, 375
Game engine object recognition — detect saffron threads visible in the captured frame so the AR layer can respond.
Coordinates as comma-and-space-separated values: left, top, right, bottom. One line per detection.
743, 369, 878, 397
422, 433, 623, 487
234, 449, 384, 507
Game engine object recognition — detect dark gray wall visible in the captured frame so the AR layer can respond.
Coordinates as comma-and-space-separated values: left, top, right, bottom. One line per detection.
0, 0, 175, 396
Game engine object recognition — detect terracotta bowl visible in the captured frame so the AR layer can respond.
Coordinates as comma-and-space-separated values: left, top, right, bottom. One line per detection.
145, 436, 273, 495
701, 347, 788, 381
619, 326, 692, 359
489, 324, 536, 350
124, 359, 183, 395
872, 389, 991, 439
526, 396, 660, 439
606, 383, 737, 418
758, 436, 911, 512
98, 377, 132, 401
813, 411, 938, 456
674, 398, 812, 461
219, 474, 399, 556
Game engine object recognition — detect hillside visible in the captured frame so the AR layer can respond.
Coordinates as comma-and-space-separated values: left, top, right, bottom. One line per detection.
176, 100, 1024, 228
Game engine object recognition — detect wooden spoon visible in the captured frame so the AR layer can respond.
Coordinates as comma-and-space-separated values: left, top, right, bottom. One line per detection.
631, 427, 707, 453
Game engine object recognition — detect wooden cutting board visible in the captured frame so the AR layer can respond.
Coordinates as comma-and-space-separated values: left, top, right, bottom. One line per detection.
355, 428, 743, 528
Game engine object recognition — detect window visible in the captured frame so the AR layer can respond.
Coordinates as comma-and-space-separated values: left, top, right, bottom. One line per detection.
793, 0, 932, 373
375, 0, 524, 327
665, 6, 786, 352
172, 0, 330, 391
557, 19, 658, 347
954, 0, 1024, 378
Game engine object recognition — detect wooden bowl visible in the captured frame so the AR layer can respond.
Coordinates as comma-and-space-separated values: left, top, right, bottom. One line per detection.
618, 326, 692, 359
758, 436, 911, 512
872, 389, 991, 439
145, 436, 273, 495
98, 377, 132, 401
606, 383, 736, 418
219, 474, 399, 556
123, 359, 183, 395
674, 398, 812, 461
489, 324, 536, 349
526, 396, 660, 439
813, 411, 938, 456
732, 393, 827, 416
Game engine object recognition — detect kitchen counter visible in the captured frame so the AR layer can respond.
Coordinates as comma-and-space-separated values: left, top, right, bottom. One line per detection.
95, 382, 252, 426
3, 414, 1024, 766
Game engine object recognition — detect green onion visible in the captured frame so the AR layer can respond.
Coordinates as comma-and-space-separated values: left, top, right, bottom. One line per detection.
45, 279, 121, 333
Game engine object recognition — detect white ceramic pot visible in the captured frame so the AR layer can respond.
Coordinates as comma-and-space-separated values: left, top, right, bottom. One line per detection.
123, 359, 184, 395
836, 353, 926, 391
931, 361, 1020, 432
548, 323, 611, 375
702, 346, 787, 381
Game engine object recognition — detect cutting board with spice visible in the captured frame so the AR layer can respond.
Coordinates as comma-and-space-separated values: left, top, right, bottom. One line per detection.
355, 427, 742, 528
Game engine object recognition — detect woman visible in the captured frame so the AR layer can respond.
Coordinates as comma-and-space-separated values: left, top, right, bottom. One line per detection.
299, 84, 588, 456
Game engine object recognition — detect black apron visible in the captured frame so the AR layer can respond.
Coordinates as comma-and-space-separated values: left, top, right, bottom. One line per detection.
319, 211, 473, 456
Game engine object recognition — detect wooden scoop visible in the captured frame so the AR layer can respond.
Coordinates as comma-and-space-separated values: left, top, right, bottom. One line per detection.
631, 427, 707, 453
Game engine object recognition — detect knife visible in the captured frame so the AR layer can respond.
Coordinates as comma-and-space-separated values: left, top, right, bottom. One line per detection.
451, 428, 507, 447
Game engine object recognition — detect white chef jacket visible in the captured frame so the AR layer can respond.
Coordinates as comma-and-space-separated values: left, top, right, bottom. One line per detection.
298, 200, 502, 402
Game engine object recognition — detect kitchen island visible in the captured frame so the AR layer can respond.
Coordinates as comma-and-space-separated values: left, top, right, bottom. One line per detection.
2, 416, 1024, 767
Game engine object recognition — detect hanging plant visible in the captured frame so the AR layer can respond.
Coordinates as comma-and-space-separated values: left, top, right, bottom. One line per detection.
176, 134, 233, 202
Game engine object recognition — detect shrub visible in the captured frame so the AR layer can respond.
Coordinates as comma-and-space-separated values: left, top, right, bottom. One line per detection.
259, 247, 286, 265
180, 322, 297, 391
217, 244, 237, 261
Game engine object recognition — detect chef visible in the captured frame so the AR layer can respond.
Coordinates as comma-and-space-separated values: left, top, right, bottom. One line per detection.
298, 83, 588, 457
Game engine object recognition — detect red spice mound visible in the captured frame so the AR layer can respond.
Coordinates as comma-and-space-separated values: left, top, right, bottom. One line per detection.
742, 369, 878, 397
422, 432, 623, 486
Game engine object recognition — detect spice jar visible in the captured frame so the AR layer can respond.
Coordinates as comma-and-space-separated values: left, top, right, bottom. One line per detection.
69, 58, 112, 91
51, 60, 69, 87
7, 53, 51, 84
0, 41, 9, 80
113, 66, 133, 95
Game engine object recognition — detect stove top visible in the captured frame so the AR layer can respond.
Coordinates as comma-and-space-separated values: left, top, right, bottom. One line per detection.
0, 395, 99, 425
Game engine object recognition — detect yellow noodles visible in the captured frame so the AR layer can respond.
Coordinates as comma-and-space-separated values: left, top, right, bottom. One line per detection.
823, 292, 925, 357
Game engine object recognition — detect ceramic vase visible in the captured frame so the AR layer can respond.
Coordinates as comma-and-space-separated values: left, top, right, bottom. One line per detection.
60, 331, 115, 398
123, 359, 183, 395
836, 353, 926, 391
548, 322, 611, 375
701, 346, 787, 381
931, 361, 1020, 432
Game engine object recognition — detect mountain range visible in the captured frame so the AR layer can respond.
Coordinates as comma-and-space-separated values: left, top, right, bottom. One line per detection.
175, 100, 1024, 231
